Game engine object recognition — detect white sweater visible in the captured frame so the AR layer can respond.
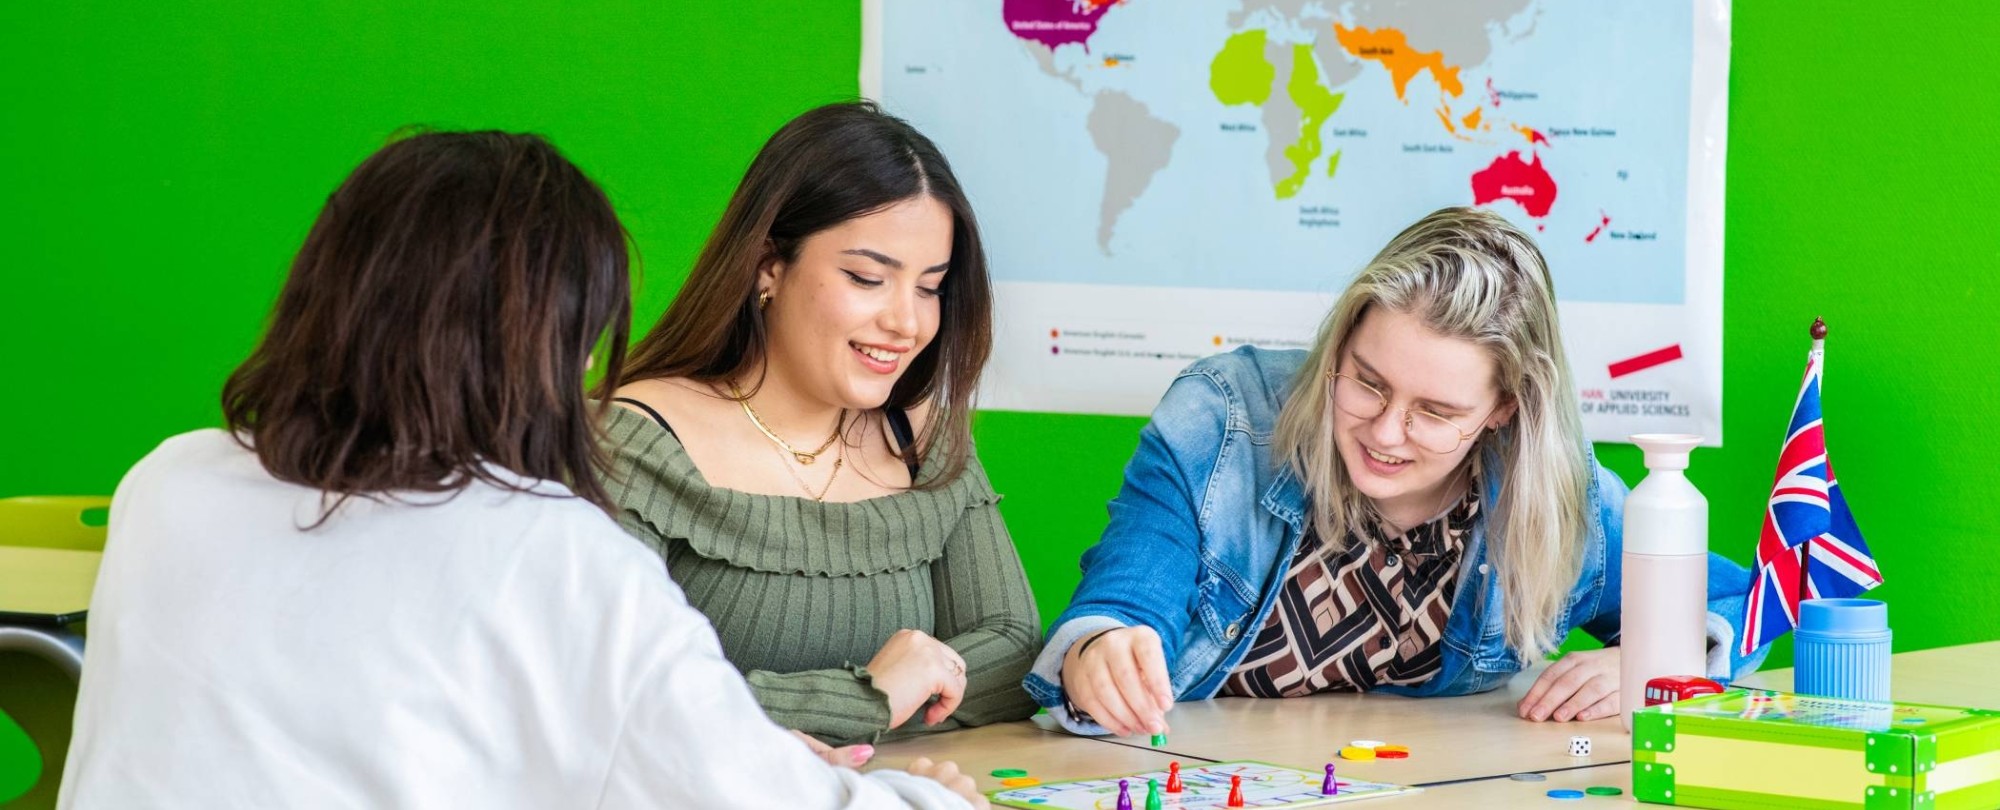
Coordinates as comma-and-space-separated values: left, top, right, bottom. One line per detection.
59, 430, 967, 810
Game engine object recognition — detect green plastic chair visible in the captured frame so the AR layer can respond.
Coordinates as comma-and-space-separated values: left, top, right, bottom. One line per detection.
0, 496, 111, 552
0, 496, 107, 806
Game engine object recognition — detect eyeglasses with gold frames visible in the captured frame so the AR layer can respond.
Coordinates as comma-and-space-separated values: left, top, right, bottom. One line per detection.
1328, 371, 1488, 454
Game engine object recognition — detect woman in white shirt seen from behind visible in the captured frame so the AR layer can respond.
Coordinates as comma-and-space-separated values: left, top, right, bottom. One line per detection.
59, 130, 985, 810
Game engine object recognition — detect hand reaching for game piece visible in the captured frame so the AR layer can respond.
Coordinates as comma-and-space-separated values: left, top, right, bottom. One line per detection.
906, 757, 989, 810
790, 729, 875, 768
1518, 647, 1621, 722
1060, 625, 1175, 737
867, 628, 968, 728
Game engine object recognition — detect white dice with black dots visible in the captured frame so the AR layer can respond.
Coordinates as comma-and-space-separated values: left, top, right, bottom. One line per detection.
1568, 736, 1592, 756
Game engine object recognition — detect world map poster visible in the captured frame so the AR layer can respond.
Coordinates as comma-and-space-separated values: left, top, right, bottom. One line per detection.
864, 0, 1729, 444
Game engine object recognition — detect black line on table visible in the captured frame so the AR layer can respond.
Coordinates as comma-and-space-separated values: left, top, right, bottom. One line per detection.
1412, 760, 1631, 788
1092, 737, 1222, 763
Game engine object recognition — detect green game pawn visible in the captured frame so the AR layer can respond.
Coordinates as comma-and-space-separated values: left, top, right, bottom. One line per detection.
1145, 778, 1163, 810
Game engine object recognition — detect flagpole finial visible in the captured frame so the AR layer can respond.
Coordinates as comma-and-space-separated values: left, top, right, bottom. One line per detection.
1810, 317, 1827, 340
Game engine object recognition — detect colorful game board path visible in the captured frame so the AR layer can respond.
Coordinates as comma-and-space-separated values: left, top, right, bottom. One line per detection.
989, 761, 1419, 809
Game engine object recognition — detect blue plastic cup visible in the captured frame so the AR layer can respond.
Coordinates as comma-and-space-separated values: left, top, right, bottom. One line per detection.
1793, 598, 1892, 703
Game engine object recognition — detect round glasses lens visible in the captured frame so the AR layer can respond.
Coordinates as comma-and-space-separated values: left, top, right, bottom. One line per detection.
1407, 410, 1466, 454
1331, 376, 1385, 420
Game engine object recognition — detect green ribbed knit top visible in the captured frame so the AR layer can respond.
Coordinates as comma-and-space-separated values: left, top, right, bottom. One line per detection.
601, 405, 1040, 745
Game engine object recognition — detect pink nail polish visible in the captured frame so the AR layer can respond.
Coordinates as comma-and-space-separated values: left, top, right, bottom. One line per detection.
851, 745, 874, 764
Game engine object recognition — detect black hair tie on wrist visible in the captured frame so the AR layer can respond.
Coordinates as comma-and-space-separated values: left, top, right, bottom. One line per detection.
1076, 627, 1120, 656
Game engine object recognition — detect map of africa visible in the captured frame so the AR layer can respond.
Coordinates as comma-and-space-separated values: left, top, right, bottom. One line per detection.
868, 0, 1727, 441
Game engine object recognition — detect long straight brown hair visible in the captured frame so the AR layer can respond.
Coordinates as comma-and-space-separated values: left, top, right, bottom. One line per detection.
617, 101, 992, 488
223, 130, 633, 519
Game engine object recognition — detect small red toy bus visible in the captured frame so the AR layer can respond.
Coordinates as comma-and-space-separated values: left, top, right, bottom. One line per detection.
1643, 675, 1725, 706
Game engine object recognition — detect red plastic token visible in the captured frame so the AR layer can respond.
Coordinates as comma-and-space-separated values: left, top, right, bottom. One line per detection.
1373, 750, 1409, 759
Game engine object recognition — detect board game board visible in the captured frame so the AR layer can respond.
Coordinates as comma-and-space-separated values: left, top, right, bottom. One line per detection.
990, 761, 1420, 809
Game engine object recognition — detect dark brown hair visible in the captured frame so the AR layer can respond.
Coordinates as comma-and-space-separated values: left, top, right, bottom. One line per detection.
223, 130, 633, 518
617, 101, 991, 487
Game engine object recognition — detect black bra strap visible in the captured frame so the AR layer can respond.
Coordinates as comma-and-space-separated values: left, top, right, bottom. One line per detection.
612, 397, 676, 437
884, 409, 921, 481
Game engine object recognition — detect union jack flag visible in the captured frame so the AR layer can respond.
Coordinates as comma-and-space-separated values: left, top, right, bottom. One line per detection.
1740, 326, 1882, 655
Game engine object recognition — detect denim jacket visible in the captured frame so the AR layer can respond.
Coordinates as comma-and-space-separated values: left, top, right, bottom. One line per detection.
1025, 347, 1769, 734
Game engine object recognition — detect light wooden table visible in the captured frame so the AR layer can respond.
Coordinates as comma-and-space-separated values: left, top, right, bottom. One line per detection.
0, 546, 97, 622
873, 641, 2000, 807
1086, 661, 1627, 786
868, 718, 1182, 794
0, 545, 96, 678
1418, 762, 1631, 805
1737, 640, 1999, 709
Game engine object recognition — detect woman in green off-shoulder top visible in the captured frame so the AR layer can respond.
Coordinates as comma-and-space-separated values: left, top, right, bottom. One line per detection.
600, 103, 1038, 748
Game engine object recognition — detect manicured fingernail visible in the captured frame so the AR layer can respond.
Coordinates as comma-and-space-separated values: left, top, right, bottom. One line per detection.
851, 745, 874, 764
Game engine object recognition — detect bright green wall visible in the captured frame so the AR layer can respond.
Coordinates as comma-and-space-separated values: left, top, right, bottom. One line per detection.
2, 2, 863, 806
985, 2, 2000, 668
5, 10, 1997, 797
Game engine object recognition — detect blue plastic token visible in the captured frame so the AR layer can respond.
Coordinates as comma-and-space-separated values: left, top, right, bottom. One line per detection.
1546, 789, 1585, 800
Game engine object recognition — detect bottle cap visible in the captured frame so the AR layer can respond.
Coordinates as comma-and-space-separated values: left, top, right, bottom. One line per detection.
1799, 598, 1889, 637
1623, 433, 1709, 556
1630, 433, 1703, 470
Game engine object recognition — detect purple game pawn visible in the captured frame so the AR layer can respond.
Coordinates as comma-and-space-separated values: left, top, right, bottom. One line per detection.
1323, 763, 1337, 795
1116, 778, 1133, 810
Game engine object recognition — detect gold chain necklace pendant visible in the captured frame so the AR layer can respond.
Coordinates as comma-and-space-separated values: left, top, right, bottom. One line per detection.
774, 438, 844, 501
729, 382, 843, 464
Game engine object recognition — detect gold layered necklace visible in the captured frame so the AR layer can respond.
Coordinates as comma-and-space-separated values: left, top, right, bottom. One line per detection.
730, 382, 843, 465
729, 382, 847, 501
772, 432, 845, 502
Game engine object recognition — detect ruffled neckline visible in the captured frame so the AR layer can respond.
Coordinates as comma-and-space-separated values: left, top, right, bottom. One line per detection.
603, 405, 998, 577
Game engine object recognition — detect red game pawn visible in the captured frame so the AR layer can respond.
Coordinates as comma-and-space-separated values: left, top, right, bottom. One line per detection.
1165, 762, 1182, 793
1227, 774, 1244, 807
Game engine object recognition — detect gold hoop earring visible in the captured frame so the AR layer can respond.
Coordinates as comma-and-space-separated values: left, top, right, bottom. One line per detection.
758, 292, 772, 310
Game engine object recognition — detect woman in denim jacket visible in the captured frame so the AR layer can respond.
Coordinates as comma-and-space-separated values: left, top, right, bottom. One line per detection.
1025, 208, 1767, 737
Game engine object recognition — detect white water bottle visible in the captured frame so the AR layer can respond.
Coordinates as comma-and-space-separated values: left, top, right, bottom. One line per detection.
1620, 434, 1710, 731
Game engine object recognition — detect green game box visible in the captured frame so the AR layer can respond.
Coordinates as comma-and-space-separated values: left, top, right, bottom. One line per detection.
1632, 690, 2000, 809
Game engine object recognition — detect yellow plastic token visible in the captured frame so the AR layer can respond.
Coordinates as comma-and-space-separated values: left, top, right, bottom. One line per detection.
999, 777, 1041, 788
1338, 746, 1377, 761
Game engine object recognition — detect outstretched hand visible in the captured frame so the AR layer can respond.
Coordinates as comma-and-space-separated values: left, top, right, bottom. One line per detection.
789, 730, 875, 768
1059, 625, 1175, 737
1518, 647, 1621, 722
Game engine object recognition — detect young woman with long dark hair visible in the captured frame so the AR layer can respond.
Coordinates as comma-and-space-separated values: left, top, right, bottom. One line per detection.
60, 131, 985, 809
603, 102, 1039, 748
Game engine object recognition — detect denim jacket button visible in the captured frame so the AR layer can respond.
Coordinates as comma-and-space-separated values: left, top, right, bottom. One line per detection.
1478, 563, 1490, 575
1225, 622, 1241, 640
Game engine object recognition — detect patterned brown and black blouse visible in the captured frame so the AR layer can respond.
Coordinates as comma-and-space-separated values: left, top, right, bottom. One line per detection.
1222, 487, 1480, 697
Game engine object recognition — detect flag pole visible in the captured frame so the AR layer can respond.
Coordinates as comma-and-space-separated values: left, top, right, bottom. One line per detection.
1799, 316, 1827, 605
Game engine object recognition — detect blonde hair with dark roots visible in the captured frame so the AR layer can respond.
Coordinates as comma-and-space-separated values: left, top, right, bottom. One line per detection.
1273, 206, 1589, 660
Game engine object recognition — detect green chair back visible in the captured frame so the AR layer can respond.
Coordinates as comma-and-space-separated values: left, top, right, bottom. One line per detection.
0, 496, 111, 552
0, 707, 41, 804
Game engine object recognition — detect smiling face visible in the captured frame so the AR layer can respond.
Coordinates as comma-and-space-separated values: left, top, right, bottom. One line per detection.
757, 195, 953, 411
1333, 307, 1516, 527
